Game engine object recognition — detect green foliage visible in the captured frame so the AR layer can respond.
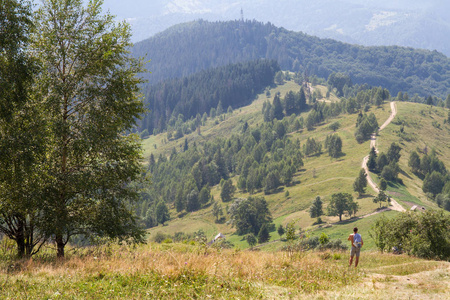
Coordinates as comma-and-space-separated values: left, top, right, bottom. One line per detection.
264, 171, 281, 194
319, 233, 330, 245
373, 191, 390, 208
328, 121, 340, 131
221, 179, 236, 202
354, 112, 378, 143
380, 162, 400, 182
387, 143, 402, 163
285, 221, 296, 242
245, 233, 257, 248
277, 224, 285, 238
367, 147, 377, 171
353, 169, 368, 196
327, 193, 357, 222
423, 172, 446, 196
198, 186, 211, 206
257, 223, 270, 244
408, 151, 421, 173
228, 196, 273, 236
212, 201, 223, 222
324, 134, 342, 158
0, 0, 47, 258
133, 19, 450, 101
327, 72, 352, 97
139, 59, 279, 133
370, 210, 450, 260
309, 196, 323, 220
0, 0, 146, 258
186, 190, 200, 212
379, 179, 388, 191
156, 201, 170, 225
304, 137, 322, 156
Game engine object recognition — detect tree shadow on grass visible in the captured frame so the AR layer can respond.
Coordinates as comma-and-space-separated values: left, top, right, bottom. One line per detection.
398, 168, 412, 180
357, 194, 373, 200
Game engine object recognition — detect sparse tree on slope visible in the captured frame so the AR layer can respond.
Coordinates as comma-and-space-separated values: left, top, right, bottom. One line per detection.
327, 193, 354, 222
353, 169, 367, 197
309, 196, 323, 223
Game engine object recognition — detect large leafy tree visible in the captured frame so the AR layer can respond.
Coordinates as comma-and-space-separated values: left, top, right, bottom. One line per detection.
229, 196, 272, 235
32, 0, 146, 257
0, 0, 48, 258
327, 193, 355, 222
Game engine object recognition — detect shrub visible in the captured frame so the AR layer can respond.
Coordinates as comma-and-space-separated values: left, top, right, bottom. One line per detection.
153, 232, 167, 243
370, 210, 450, 260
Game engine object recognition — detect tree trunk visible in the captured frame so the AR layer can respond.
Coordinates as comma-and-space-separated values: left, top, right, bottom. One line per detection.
56, 235, 65, 258
16, 219, 25, 258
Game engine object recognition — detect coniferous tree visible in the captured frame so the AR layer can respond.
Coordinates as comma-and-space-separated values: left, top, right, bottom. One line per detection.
376, 153, 389, 173
367, 147, 377, 171
212, 201, 223, 222
186, 189, 200, 212
220, 179, 235, 202
408, 151, 421, 173
199, 186, 211, 206
353, 169, 368, 197
257, 223, 270, 243
174, 188, 185, 212
156, 201, 170, 225
273, 94, 284, 120
277, 224, 285, 238
246, 233, 257, 248
387, 143, 401, 163
309, 196, 323, 223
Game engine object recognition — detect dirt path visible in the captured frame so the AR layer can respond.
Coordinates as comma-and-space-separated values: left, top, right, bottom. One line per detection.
362, 102, 405, 213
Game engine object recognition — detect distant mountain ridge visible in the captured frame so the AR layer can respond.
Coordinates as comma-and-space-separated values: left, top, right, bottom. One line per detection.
104, 0, 450, 57
132, 20, 450, 98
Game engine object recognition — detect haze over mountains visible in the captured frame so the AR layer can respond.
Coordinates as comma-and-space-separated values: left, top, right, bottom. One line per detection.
103, 0, 450, 57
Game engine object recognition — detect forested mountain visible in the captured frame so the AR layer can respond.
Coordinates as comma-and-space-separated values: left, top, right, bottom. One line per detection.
139, 59, 279, 134
132, 20, 450, 98
105, 0, 450, 57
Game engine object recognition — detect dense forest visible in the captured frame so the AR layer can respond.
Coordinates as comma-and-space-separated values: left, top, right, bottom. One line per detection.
138, 59, 279, 134
132, 20, 450, 98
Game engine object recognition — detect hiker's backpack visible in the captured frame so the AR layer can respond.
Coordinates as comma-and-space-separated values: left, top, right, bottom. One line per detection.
353, 233, 362, 248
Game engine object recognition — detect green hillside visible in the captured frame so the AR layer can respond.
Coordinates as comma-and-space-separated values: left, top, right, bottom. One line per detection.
142, 79, 450, 250
133, 20, 450, 98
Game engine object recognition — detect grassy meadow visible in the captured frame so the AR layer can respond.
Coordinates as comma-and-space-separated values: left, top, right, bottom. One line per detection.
0, 242, 449, 299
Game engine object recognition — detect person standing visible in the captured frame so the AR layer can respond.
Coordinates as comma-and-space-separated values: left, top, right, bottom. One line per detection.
348, 227, 363, 267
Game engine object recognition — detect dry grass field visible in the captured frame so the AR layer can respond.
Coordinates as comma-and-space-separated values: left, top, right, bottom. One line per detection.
0, 243, 448, 299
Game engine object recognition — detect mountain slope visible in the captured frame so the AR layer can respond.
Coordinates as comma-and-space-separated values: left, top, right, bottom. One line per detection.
140, 77, 450, 250
105, 0, 450, 57
133, 20, 450, 98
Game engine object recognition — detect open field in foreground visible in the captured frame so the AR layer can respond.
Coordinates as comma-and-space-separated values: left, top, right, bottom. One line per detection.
0, 243, 448, 299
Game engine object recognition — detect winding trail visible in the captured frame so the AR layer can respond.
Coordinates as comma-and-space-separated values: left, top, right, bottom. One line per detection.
362, 102, 406, 212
